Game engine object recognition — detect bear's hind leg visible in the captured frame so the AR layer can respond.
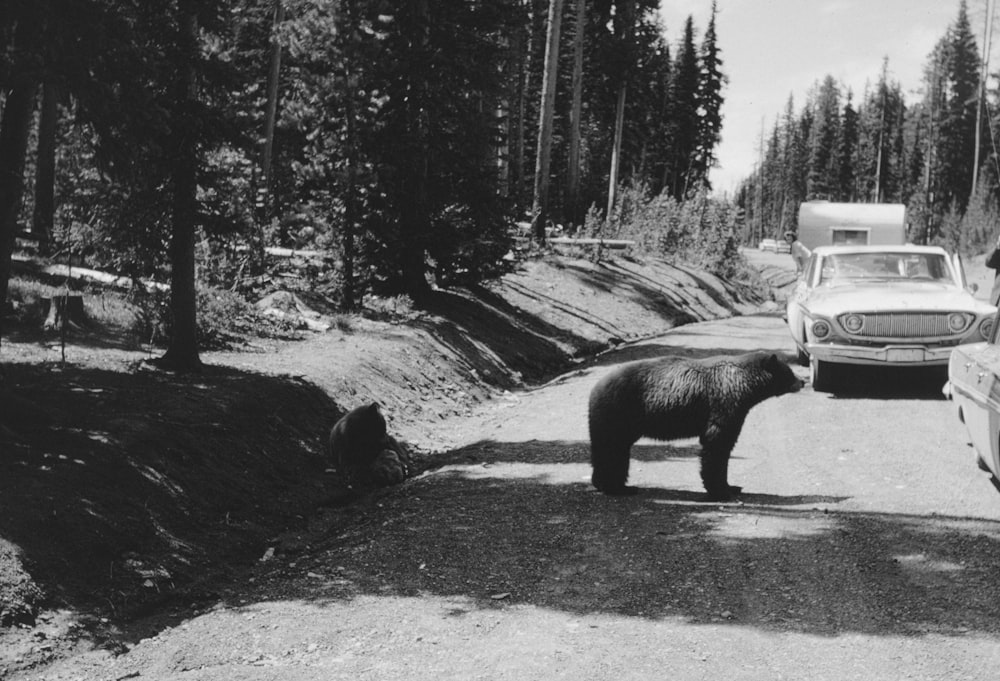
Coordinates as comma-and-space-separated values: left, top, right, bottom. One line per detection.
699, 450, 736, 501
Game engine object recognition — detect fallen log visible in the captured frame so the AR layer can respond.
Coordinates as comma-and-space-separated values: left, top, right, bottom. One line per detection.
264, 246, 329, 260
256, 290, 331, 332
513, 237, 636, 249
11, 254, 169, 292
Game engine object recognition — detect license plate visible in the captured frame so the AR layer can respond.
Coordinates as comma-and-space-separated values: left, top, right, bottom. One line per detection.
886, 348, 925, 362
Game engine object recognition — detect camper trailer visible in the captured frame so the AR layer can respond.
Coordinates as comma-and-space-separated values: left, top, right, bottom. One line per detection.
795, 201, 907, 250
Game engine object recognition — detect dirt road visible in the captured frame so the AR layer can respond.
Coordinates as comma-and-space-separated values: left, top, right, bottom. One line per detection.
21, 312, 1000, 680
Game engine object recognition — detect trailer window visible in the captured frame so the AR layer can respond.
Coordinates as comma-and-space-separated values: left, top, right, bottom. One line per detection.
831, 229, 869, 245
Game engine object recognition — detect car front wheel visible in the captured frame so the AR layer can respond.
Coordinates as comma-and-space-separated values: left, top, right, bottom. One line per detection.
810, 357, 833, 392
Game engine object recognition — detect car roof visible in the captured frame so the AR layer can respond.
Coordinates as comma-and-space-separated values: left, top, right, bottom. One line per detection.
811, 244, 948, 256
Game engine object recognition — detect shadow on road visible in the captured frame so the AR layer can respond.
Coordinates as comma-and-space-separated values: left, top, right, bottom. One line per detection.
253, 438, 1000, 640
823, 364, 950, 400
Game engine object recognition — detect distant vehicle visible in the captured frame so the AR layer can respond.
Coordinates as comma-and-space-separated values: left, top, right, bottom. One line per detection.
758, 238, 779, 252
796, 201, 907, 250
775, 240, 791, 254
947, 308, 1000, 479
786, 244, 995, 392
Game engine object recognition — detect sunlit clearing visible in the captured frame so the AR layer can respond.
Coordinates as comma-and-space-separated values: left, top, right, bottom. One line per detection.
894, 553, 965, 573
700, 511, 836, 542
438, 463, 590, 487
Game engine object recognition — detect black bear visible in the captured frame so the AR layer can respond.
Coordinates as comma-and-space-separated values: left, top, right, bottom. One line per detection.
328, 402, 412, 488
588, 351, 803, 500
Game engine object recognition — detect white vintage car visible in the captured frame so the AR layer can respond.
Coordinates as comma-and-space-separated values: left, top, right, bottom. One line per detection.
947, 309, 1000, 478
786, 244, 996, 391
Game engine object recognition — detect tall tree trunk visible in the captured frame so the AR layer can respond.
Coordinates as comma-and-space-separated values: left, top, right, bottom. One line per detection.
33, 81, 59, 257
401, 0, 432, 299
159, 0, 202, 371
261, 0, 284, 220
606, 85, 627, 219
566, 0, 585, 229
530, 0, 563, 243
0, 79, 37, 346
508, 3, 528, 211
605, 0, 633, 221
973, 0, 995, 194
874, 91, 885, 203
342, 71, 358, 311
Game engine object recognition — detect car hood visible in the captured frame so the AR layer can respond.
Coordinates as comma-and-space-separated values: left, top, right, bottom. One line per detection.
803, 282, 993, 317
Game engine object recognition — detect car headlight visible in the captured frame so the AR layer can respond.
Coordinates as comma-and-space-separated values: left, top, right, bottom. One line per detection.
842, 314, 864, 333
948, 313, 970, 333
812, 319, 831, 339
979, 317, 994, 340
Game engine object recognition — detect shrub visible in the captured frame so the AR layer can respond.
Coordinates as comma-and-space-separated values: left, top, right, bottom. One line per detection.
597, 185, 765, 297
362, 293, 416, 322
7, 277, 141, 336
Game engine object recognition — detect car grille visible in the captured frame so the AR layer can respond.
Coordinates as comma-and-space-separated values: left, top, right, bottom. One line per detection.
843, 312, 964, 338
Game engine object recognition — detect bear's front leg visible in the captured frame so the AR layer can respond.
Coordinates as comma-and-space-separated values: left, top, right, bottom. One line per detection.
699, 422, 742, 501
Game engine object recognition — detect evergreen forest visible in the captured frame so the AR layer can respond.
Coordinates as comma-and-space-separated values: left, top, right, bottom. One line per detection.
737, 0, 1000, 258
3, 0, 997, 370
0, 0, 726, 369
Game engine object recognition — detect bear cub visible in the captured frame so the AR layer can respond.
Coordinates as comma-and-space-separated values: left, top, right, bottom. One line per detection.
588, 351, 803, 500
328, 402, 412, 488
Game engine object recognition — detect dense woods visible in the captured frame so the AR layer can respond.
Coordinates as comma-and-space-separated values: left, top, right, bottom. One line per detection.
738, 0, 1000, 257
7, 0, 997, 371
0, 0, 728, 368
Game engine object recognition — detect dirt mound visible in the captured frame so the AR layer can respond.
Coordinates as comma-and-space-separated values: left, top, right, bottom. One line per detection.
1, 363, 339, 614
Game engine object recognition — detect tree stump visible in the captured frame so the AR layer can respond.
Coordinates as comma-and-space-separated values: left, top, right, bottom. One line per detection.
43, 294, 87, 330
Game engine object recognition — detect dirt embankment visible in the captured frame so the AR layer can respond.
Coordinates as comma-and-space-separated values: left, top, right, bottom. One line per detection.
0, 252, 784, 675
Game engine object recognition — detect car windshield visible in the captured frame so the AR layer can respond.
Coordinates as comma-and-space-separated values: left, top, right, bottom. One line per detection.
818, 252, 952, 285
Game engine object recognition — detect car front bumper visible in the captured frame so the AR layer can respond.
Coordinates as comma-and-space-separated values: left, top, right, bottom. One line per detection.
806, 342, 953, 366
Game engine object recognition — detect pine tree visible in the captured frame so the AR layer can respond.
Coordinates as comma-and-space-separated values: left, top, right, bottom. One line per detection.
806, 75, 841, 200
666, 16, 700, 199
780, 95, 804, 230
635, 24, 672, 196
1, 7, 42, 338
856, 69, 907, 203
933, 0, 980, 215
532, 0, 565, 241
393, 1, 514, 289
695, 0, 724, 189
836, 91, 858, 201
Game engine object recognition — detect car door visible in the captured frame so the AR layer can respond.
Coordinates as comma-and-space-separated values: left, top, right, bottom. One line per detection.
785, 254, 817, 347
951, 253, 970, 290
951, 336, 1000, 477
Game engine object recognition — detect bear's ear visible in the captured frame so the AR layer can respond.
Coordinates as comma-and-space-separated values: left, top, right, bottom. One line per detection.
366, 402, 382, 415
765, 353, 780, 368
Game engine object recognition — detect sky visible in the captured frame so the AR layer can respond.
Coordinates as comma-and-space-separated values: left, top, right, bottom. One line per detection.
657, 0, 987, 195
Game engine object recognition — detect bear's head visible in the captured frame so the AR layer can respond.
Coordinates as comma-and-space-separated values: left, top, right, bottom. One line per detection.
361, 401, 387, 434
758, 353, 805, 397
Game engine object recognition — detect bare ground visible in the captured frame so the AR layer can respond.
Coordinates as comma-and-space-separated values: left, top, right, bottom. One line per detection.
0, 251, 785, 677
